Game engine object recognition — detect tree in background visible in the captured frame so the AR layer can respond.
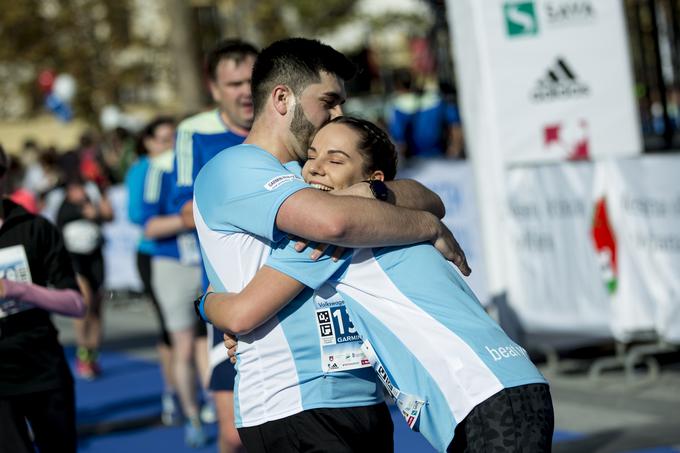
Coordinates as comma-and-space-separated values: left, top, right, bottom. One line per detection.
0, 0, 430, 125
0, 0, 150, 122
217, 0, 358, 46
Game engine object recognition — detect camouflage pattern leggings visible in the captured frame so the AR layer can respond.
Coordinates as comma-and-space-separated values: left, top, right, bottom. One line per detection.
448, 384, 554, 453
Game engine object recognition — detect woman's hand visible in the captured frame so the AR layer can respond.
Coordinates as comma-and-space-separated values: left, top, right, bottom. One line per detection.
224, 333, 238, 364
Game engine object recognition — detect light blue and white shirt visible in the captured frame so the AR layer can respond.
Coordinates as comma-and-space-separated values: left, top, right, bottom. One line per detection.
140, 150, 200, 264
193, 144, 383, 427
267, 240, 548, 452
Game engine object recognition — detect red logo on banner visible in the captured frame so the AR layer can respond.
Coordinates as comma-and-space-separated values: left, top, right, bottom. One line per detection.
592, 197, 617, 294
543, 119, 589, 160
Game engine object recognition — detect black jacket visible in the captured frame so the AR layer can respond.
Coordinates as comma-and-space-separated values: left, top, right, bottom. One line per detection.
0, 199, 79, 396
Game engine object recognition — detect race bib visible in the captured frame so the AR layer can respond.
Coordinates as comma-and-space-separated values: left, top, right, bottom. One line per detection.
0, 245, 34, 318
314, 285, 370, 373
361, 339, 426, 430
177, 233, 201, 265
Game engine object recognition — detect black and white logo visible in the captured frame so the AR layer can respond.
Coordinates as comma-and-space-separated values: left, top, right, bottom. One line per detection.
531, 57, 589, 102
319, 323, 333, 337
544, 1, 595, 26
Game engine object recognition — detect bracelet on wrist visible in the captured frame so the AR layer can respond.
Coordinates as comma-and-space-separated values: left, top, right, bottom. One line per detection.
194, 291, 214, 323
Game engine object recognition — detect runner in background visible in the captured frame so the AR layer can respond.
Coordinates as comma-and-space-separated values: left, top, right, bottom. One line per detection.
0, 144, 85, 453
141, 139, 205, 447
56, 174, 113, 380
170, 39, 258, 453
126, 116, 179, 425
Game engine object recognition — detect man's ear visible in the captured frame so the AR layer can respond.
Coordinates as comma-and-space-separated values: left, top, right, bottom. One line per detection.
208, 80, 219, 103
272, 85, 293, 116
370, 171, 385, 181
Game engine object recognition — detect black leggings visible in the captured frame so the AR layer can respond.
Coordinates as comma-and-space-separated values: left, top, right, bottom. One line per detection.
136, 252, 171, 346
448, 384, 554, 453
0, 384, 77, 453
238, 403, 394, 453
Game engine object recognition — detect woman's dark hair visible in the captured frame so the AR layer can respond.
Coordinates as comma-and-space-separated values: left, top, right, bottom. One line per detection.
326, 116, 397, 181
135, 116, 175, 156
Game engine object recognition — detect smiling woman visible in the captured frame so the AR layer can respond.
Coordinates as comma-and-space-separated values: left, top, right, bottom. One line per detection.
304, 116, 398, 192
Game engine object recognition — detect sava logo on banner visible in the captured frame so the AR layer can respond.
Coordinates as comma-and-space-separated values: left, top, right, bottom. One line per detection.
531, 57, 589, 102
504, 1, 539, 37
544, 1, 595, 26
503, 0, 595, 38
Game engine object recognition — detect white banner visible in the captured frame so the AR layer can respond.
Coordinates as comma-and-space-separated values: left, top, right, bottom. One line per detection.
504, 157, 680, 343
398, 159, 489, 304
597, 156, 680, 343
450, 0, 641, 163
447, 0, 643, 301
505, 163, 611, 334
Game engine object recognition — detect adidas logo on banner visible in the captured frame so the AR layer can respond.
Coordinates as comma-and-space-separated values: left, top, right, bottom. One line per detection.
531, 57, 589, 102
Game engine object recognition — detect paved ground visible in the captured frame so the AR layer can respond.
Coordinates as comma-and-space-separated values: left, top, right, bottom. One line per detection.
54, 295, 680, 453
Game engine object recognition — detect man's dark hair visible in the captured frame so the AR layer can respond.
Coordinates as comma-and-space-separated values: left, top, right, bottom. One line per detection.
251, 38, 356, 117
206, 39, 259, 81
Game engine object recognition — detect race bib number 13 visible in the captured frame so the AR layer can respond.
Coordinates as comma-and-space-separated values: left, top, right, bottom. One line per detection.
314, 286, 370, 373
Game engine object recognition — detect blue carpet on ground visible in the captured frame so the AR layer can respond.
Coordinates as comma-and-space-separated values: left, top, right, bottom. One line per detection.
551, 430, 586, 443
78, 423, 218, 453
66, 346, 165, 426
624, 449, 680, 453
70, 348, 678, 453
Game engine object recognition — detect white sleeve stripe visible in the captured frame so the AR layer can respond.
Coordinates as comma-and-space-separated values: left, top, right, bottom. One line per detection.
143, 166, 163, 203
177, 130, 194, 187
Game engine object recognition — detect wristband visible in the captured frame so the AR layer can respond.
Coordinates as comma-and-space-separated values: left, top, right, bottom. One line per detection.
194, 291, 214, 323
362, 179, 389, 201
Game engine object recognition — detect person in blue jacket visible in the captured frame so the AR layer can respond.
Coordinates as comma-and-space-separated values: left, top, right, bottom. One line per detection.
126, 116, 179, 426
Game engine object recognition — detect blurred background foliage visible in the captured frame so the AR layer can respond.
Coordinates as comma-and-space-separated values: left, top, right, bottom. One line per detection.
0, 0, 435, 124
